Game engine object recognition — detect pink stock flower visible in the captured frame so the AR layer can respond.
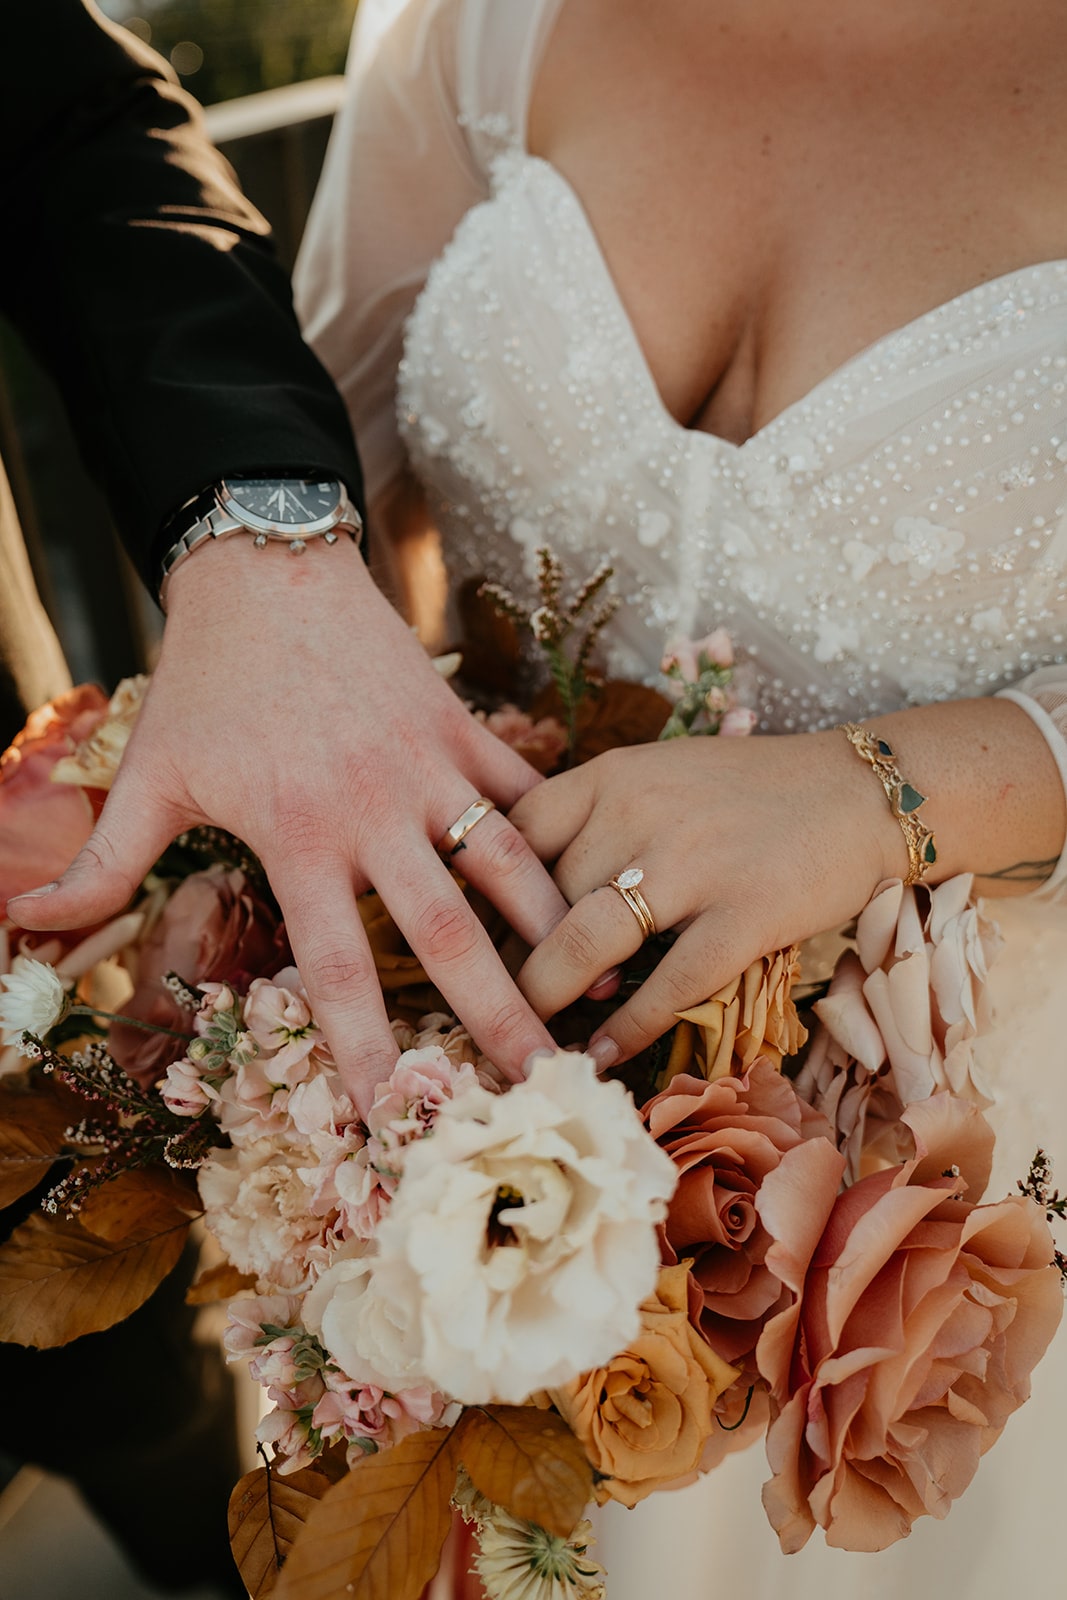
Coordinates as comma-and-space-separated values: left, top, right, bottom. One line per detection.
642, 1061, 829, 1368
719, 706, 757, 737
222, 1293, 305, 1363
312, 1369, 448, 1461
755, 1094, 1063, 1553
244, 968, 325, 1080
661, 628, 735, 682
160, 1056, 214, 1117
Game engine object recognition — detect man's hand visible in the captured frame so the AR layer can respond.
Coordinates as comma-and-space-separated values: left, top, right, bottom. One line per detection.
8, 538, 566, 1114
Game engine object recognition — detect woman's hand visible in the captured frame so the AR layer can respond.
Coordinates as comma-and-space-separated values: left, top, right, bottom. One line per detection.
508, 696, 1067, 1070
7, 538, 567, 1114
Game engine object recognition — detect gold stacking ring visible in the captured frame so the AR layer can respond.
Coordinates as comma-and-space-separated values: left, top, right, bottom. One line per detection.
606, 867, 657, 941
438, 797, 497, 858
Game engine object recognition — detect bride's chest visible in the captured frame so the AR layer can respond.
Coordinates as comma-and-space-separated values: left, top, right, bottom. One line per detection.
396, 157, 1067, 726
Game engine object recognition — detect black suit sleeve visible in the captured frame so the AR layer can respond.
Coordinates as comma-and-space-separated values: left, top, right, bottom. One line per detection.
0, 0, 364, 588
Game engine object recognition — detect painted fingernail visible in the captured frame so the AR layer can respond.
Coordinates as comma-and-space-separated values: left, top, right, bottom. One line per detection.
586, 967, 621, 997
588, 1036, 620, 1072
9, 881, 59, 900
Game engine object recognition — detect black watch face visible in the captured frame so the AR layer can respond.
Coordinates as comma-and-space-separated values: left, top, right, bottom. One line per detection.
226, 477, 341, 527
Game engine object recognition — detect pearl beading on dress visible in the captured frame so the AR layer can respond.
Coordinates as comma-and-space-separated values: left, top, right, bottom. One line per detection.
398, 138, 1067, 739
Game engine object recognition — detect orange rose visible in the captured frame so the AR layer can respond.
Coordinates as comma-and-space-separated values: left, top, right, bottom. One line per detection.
550, 1263, 739, 1507
755, 1093, 1063, 1552
660, 946, 806, 1088
643, 1060, 829, 1367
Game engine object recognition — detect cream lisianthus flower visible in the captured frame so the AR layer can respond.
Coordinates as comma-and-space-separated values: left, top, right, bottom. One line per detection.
365, 1052, 678, 1404
454, 1471, 605, 1600
0, 956, 68, 1047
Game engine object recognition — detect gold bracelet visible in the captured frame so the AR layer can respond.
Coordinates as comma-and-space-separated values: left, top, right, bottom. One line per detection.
839, 723, 938, 887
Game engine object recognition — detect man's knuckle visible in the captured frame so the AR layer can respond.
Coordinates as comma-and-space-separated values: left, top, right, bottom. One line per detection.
479, 822, 530, 877
412, 897, 480, 963
308, 948, 371, 999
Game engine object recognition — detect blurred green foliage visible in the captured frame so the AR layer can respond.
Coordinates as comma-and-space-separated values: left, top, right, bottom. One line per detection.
101, 0, 359, 105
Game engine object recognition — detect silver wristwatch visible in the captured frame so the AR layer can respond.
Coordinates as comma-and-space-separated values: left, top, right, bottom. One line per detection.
158, 475, 363, 610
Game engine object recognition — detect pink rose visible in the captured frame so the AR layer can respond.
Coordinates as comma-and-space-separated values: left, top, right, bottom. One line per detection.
0, 685, 108, 920
642, 1061, 828, 1366
110, 866, 286, 1086
756, 1094, 1063, 1552
480, 705, 568, 773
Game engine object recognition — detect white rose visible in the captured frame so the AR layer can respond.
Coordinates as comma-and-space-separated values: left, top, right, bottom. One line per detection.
302, 1249, 429, 1394
365, 1053, 677, 1405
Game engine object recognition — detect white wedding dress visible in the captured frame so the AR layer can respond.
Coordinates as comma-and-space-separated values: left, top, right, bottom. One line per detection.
295, 2, 1067, 1595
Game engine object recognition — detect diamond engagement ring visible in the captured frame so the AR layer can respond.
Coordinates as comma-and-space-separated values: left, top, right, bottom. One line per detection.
606, 867, 657, 940
437, 797, 497, 858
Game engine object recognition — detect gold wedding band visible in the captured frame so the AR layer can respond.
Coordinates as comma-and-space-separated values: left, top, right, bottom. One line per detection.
606, 868, 657, 941
438, 797, 497, 858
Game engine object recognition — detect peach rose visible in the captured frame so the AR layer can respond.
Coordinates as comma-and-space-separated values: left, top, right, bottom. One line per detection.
551, 1262, 739, 1507
755, 1093, 1063, 1552
660, 946, 806, 1088
110, 866, 285, 1085
643, 1060, 829, 1365
0, 685, 108, 919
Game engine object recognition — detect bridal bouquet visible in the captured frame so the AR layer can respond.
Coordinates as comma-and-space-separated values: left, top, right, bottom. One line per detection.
0, 555, 1063, 1600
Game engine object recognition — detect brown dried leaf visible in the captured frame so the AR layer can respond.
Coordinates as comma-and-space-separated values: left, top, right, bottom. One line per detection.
0, 1075, 84, 1205
0, 1121, 66, 1208
530, 678, 673, 763
228, 1463, 338, 1599
0, 1203, 190, 1348
78, 1166, 201, 1243
459, 1405, 594, 1538
274, 1427, 461, 1600
186, 1259, 257, 1305
452, 577, 521, 697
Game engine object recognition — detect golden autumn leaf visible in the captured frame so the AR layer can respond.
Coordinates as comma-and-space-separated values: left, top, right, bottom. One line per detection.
186, 1259, 257, 1305
0, 1201, 191, 1348
78, 1165, 201, 1243
229, 1462, 341, 1599
274, 1427, 461, 1600
458, 1406, 594, 1539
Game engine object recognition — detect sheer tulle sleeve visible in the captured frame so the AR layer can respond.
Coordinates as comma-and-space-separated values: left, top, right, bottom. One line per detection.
996, 669, 1067, 901
294, 0, 486, 506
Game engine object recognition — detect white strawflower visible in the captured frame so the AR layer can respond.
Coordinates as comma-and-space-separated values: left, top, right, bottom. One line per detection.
454, 1472, 605, 1600
363, 1052, 677, 1404
0, 957, 69, 1047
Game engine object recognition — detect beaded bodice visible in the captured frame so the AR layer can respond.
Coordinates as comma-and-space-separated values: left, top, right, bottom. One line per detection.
397, 150, 1067, 732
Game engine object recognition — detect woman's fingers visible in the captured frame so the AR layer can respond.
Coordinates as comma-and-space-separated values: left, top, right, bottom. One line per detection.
7, 763, 182, 930
444, 808, 571, 949
517, 879, 658, 1019
586, 914, 757, 1069
507, 763, 596, 862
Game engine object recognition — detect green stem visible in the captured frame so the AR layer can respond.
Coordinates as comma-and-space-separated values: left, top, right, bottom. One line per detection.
68, 1004, 192, 1042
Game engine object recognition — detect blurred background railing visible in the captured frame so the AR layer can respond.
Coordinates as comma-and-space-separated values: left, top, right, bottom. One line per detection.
0, 0, 357, 690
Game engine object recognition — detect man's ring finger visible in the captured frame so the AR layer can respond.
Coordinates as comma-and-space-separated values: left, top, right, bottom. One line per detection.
438, 797, 497, 858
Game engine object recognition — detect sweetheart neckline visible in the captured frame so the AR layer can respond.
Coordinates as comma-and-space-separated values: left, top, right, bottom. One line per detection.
507, 151, 1067, 456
